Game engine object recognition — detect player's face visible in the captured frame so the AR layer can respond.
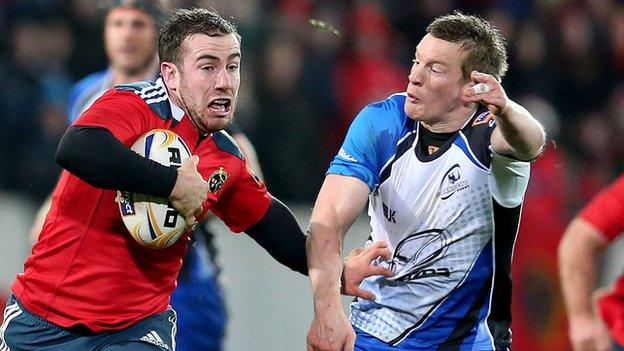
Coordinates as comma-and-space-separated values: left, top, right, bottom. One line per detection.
177, 33, 241, 134
104, 7, 157, 76
404, 34, 473, 124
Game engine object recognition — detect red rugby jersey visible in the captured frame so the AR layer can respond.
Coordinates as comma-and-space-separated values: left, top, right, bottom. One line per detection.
12, 79, 271, 332
579, 174, 624, 345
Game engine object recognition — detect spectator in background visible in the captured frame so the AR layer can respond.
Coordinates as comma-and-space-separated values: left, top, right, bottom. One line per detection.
330, 1, 405, 147
559, 174, 624, 351
0, 16, 72, 200
255, 18, 323, 201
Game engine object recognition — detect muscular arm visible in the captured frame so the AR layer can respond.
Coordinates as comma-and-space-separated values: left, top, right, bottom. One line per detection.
307, 175, 370, 305
306, 174, 370, 351
490, 99, 545, 161
463, 71, 545, 161
558, 217, 611, 350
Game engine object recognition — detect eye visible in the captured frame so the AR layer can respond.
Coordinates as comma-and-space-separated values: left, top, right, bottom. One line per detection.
227, 63, 240, 71
429, 65, 443, 74
201, 65, 215, 71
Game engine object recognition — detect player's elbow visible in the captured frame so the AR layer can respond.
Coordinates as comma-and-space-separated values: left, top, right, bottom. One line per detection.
55, 128, 79, 170
558, 218, 606, 266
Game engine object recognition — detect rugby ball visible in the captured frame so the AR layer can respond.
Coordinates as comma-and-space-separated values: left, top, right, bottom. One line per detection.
117, 129, 191, 249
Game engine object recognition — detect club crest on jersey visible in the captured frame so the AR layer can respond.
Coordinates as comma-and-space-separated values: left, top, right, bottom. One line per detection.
437, 164, 469, 199
208, 167, 228, 193
471, 111, 493, 126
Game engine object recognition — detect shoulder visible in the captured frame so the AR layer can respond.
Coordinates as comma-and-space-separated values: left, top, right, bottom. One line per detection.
71, 70, 108, 95
68, 70, 110, 122
212, 130, 244, 160
458, 105, 497, 167
610, 174, 624, 195
356, 92, 407, 126
115, 78, 175, 121
348, 92, 411, 142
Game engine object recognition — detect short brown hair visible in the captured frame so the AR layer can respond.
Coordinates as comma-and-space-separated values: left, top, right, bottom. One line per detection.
426, 11, 508, 80
158, 8, 240, 66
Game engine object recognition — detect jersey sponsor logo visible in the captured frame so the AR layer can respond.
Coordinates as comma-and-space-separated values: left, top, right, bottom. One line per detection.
437, 164, 469, 200
387, 229, 451, 282
119, 191, 136, 216
471, 111, 493, 126
338, 148, 358, 163
139, 331, 170, 350
208, 167, 228, 193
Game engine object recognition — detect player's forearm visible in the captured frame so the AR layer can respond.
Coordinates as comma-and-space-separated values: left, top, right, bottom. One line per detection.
558, 220, 605, 319
307, 219, 345, 304
245, 197, 308, 275
495, 100, 545, 160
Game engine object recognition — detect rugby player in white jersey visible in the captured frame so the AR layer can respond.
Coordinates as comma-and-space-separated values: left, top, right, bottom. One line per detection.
306, 12, 545, 351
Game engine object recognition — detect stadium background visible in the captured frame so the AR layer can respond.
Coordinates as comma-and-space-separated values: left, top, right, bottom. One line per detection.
0, 0, 623, 349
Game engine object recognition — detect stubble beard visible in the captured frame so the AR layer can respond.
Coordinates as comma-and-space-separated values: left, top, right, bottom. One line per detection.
179, 85, 235, 135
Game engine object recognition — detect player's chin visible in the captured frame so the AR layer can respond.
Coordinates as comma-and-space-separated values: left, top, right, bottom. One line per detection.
202, 115, 233, 133
404, 105, 423, 121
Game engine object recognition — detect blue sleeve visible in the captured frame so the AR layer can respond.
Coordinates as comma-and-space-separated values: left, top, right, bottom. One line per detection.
327, 95, 407, 191
66, 84, 82, 123
66, 71, 108, 124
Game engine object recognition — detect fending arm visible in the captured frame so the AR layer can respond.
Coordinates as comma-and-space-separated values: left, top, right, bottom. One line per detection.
558, 217, 611, 350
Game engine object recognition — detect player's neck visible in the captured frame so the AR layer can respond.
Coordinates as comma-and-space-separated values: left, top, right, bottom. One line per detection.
421, 104, 477, 133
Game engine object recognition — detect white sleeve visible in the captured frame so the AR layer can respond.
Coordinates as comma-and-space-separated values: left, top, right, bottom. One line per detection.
488, 150, 530, 208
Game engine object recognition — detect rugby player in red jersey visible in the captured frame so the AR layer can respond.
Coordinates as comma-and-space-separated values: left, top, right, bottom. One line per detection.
560, 174, 624, 351
0, 8, 391, 351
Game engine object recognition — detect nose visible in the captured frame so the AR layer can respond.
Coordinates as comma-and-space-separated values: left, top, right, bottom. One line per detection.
214, 67, 233, 91
408, 65, 423, 87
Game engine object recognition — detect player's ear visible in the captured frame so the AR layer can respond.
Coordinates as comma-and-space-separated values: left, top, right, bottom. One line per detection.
161, 62, 180, 91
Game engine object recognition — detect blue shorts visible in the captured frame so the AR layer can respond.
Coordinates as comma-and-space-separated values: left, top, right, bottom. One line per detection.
0, 296, 177, 351
354, 327, 500, 351
354, 328, 397, 351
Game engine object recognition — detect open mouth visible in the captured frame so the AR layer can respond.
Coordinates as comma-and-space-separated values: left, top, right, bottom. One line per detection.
208, 98, 232, 115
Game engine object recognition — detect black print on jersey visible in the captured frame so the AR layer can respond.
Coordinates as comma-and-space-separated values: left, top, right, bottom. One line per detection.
382, 203, 396, 223
389, 229, 450, 282
437, 164, 469, 200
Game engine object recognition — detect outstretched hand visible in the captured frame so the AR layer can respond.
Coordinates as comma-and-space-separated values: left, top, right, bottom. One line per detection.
341, 241, 393, 300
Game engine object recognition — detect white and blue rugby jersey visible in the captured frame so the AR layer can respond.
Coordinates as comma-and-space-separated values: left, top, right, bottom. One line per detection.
328, 93, 530, 350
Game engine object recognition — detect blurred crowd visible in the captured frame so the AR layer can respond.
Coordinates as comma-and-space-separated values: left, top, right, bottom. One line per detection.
0, 0, 622, 349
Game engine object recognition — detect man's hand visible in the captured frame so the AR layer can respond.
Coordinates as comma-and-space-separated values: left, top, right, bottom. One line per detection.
307, 296, 355, 351
568, 314, 612, 351
462, 71, 509, 117
169, 155, 209, 229
341, 241, 393, 299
